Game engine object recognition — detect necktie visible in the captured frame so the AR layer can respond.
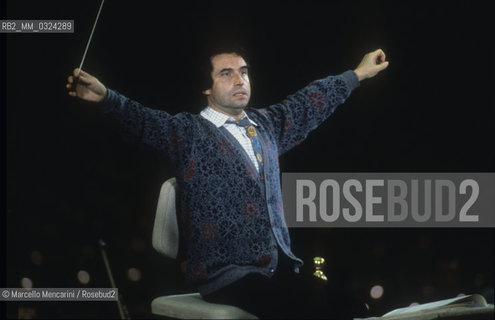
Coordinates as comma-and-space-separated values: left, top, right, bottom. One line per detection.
236, 117, 264, 179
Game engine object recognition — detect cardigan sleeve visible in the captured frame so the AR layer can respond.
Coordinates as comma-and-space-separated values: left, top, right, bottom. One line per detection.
98, 88, 190, 164
258, 70, 360, 156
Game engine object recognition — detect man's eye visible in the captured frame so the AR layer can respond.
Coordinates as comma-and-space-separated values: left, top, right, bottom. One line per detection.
221, 72, 230, 77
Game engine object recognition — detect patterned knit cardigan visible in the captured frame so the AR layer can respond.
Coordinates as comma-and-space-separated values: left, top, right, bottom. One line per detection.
101, 70, 360, 295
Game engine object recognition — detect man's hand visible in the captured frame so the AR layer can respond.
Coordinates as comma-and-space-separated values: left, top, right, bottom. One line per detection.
353, 49, 389, 81
66, 68, 107, 102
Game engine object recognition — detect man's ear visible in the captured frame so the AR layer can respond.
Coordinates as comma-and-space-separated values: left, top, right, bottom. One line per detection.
202, 89, 211, 96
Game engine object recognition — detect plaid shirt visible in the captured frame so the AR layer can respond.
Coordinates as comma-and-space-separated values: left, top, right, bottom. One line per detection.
200, 107, 260, 172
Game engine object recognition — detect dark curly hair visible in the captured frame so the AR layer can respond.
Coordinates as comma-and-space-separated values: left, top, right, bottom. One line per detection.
197, 39, 250, 92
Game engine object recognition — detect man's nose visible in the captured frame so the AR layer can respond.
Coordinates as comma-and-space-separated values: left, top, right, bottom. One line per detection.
233, 72, 245, 86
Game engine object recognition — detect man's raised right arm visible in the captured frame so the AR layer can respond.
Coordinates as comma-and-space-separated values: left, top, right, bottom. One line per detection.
65, 68, 189, 161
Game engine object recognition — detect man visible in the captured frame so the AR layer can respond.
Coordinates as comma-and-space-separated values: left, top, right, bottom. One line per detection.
66, 47, 388, 318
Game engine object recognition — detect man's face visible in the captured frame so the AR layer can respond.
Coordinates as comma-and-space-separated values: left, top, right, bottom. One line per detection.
203, 53, 251, 116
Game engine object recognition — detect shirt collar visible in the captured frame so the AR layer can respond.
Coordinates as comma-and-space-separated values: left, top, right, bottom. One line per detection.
200, 106, 258, 128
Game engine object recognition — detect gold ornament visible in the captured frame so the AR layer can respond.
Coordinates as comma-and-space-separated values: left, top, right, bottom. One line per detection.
247, 126, 257, 137
313, 256, 328, 281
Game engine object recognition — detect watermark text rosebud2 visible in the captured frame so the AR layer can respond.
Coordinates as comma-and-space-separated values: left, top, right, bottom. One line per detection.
282, 173, 495, 227
0, 288, 118, 301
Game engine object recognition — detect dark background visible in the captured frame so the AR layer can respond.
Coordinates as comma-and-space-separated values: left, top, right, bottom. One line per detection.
3, 0, 494, 319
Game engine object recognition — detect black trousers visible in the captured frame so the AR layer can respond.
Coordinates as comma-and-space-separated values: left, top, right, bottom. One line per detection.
203, 252, 369, 319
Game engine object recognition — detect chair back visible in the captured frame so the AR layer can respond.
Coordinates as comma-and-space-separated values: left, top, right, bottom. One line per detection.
152, 177, 179, 259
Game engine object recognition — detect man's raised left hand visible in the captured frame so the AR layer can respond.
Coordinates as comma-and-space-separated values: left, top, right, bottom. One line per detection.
353, 49, 389, 81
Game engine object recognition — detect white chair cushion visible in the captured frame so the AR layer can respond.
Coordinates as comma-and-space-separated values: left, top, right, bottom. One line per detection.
151, 292, 258, 319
